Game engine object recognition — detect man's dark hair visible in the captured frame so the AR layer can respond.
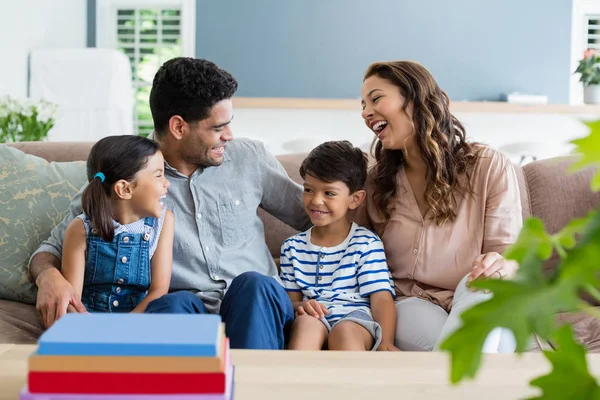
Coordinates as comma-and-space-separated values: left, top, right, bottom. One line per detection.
149, 57, 238, 137
299, 140, 368, 193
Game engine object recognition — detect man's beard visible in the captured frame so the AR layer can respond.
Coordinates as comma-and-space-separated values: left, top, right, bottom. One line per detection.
183, 144, 222, 168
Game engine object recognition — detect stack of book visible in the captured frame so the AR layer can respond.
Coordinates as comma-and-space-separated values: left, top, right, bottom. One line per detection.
20, 313, 234, 399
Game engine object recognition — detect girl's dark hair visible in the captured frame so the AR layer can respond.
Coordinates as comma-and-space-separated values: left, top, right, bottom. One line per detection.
300, 140, 368, 193
82, 135, 160, 242
364, 61, 480, 225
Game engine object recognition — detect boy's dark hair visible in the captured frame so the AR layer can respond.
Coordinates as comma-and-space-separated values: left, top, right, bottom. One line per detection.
149, 57, 238, 137
82, 135, 160, 242
299, 140, 368, 193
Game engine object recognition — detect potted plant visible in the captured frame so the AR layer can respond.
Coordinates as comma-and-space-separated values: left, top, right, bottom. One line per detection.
0, 96, 57, 143
575, 49, 600, 104
440, 120, 600, 398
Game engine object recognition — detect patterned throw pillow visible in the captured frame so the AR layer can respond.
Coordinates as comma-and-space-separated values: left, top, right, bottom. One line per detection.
0, 145, 86, 304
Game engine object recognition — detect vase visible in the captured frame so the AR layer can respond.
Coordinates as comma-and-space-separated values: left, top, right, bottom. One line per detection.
584, 84, 600, 104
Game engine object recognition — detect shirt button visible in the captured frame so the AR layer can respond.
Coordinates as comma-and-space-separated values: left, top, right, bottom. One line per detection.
319, 265, 324, 269
418, 290, 423, 296
214, 275, 220, 280
320, 254, 325, 259
413, 249, 418, 254
117, 278, 124, 284
318, 276, 322, 281
116, 287, 121, 293
121, 256, 128, 263
197, 213, 202, 219
234, 200, 240, 206
123, 237, 129, 243
205, 247, 210, 252
113, 300, 119, 307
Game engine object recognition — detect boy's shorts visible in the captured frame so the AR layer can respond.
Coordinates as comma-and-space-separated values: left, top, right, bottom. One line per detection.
321, 310, 382, 351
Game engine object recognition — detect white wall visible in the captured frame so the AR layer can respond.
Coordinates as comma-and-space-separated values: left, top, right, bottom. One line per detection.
0, 0, 87, 98
232, 109, 594, 163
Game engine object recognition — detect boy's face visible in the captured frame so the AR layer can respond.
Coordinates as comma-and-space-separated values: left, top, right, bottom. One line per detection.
302, 174, 365, 228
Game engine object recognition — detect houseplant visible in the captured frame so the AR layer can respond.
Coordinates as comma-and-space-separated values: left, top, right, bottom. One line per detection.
575, 49, 600, 104
440, 120, 600, 398
0, 96, 57, 143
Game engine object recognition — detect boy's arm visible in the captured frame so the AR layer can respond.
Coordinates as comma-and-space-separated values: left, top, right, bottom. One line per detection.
287, 291, 303, 310
132, 210, 174, 313
370, 291, 399, 350
357, 236, 399, 350
279, 243, 310, 315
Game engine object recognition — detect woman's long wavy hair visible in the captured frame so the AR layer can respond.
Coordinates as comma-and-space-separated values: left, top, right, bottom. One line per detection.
365, 61, 480, 225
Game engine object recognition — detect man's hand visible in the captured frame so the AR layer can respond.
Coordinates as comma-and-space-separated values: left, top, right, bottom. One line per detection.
377, 341, 401, 351
293, 299, 328, 319
36, 268, 86, 328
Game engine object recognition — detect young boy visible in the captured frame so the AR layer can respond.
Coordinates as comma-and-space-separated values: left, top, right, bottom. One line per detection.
279, 141, 398, 351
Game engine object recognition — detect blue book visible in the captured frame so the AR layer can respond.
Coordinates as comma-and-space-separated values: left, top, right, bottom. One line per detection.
37, 313, 223, 357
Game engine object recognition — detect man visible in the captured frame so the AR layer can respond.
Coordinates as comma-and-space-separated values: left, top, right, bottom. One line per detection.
29, 57, 310, 349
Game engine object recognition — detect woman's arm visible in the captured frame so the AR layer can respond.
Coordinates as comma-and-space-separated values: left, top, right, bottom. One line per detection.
132, 210, 174, 313
370, 291, 399, 350
470, 150, 523, 281
61, 218, 88, 312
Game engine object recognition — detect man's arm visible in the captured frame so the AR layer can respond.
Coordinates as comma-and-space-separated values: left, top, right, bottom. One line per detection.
256, 142, 311, 232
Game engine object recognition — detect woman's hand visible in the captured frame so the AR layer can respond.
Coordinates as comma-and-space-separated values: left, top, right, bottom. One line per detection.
294, 299, 328, 319
468, 252, 518, 283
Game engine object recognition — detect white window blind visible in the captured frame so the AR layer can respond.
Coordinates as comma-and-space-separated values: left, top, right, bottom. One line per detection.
586, 15, 600, 51
96, 0, 195, 136
570, 0, 600, 103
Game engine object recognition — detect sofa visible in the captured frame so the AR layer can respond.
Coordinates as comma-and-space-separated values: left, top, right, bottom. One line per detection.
1, 141, 600, 351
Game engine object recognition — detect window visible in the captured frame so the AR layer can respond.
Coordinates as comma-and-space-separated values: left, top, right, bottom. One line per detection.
96, 0, 195, 136
570, 0, 600, 104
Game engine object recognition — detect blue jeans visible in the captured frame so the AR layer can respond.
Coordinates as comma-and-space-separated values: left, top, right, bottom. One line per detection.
145, 272, 294, 349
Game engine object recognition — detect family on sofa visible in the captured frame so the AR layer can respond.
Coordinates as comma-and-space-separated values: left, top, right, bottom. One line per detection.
28, 57, 521, 353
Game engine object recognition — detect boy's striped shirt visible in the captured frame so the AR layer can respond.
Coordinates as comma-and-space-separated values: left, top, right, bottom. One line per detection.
279, 222, 394, 322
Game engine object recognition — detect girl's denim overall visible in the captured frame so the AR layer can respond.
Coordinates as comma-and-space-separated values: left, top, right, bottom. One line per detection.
81, 217, 155, 312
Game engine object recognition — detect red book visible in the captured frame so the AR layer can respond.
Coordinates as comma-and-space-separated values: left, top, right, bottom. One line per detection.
28, 354, 231, 395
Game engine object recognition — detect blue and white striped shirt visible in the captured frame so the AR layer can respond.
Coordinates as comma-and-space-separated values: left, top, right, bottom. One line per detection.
279, 222, 395, 323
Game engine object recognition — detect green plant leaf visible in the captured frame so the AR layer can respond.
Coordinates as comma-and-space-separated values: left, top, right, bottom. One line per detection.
570, 120, 600, 191
552, 213, 595, 255
440, 211, 600, 384
527, 325, 600, 400
439, 278, 580, 383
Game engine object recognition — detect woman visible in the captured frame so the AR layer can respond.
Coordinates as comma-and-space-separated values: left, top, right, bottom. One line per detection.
359, 61, 521, 352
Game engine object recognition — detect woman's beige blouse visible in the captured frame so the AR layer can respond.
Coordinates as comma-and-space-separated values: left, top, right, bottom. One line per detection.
363, 147, 522, 311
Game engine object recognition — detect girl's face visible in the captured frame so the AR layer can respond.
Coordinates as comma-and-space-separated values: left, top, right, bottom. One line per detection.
361, 75, 415, 151
130, 151, 170, 218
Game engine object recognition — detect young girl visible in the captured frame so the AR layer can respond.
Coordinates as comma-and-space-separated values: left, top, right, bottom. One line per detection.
61, 135, 174, 314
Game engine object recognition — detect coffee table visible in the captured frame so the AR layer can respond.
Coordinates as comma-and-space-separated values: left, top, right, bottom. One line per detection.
2, 344, 599, 399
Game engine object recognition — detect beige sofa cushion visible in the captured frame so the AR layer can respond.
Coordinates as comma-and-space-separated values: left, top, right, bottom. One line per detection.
522, 157, 600, 274
0, 145, 86, 304
0, 299, 43, 344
